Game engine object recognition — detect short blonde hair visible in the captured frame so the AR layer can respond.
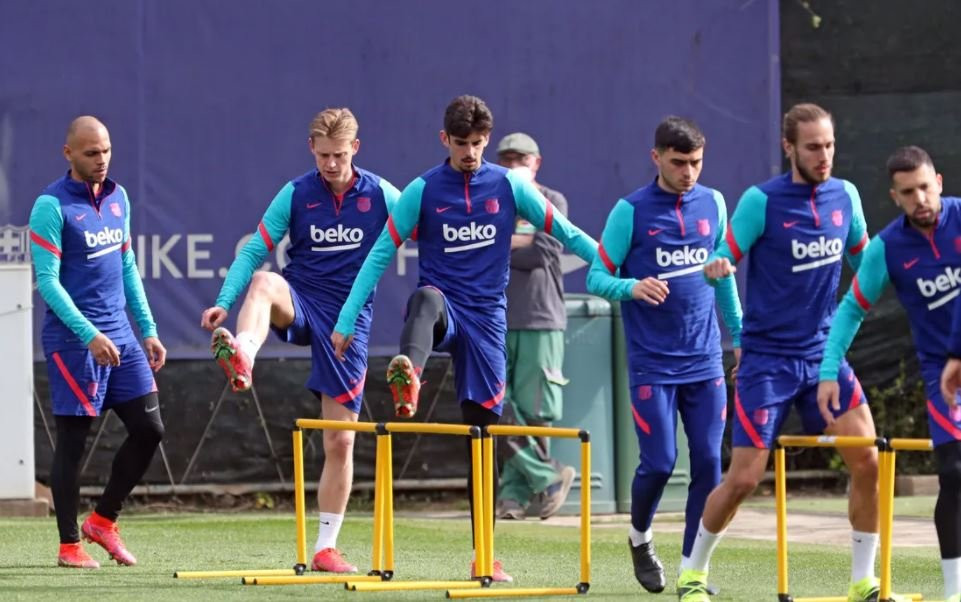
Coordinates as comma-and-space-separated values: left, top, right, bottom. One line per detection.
309, 108, 358, 142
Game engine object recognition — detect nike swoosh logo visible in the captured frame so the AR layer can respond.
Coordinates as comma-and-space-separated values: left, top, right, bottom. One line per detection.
782, 221, 799, 228
903, 258, 920, 269
307, 202, 321, 209
75, 214, 86, 221
647, 229, 662, 236
145, 405, 160, 413
435, 206, 451, 213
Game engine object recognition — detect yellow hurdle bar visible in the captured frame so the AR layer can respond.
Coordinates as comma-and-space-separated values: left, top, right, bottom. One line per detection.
293, 429, 308, 568
296, 418, 379, 432
788, 596, 923, 602
777, 435, 882, 449
245, 574, 383, 585
174, 568, 296, 579
486, 425, 583, 439
447, 587, 582, 599
579, 437, 592, 588
371, 433, 385, 575
482, 433, 495, 579
470, 432, 489, 581
878, 449, 895, 602
384, 422, 476, 436
775, 446, 789, 598
348, 580, 484, 592
383, 432, 395, 574
889, 438, 933, 452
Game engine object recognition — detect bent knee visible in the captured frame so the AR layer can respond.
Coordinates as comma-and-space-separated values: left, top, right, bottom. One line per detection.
323, 430, 355, 461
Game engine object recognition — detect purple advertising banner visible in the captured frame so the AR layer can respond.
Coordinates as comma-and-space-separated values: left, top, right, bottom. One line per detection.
0, 0, 779, 358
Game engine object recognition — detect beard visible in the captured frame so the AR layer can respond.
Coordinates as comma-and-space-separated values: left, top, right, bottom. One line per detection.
796, 162, 830, 185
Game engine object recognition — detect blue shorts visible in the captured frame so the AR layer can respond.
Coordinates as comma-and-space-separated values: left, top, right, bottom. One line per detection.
732, 351, 868, 448
47, 344, 156, 417
428, 287, 506, 415
271, 282, 368, 414
922, 365, 961, 447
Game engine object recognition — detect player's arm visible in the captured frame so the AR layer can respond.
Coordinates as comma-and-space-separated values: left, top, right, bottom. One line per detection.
817, 236, 888, 422
586, 199, 638, 301
119, 190, 158, 339
333, 178, 423, 342
379, 178, 402, 213
704, 186, 766, 282
119, 189, 165, 371
214, 183, 293, 311
711, 190, 743, 347
510, 191, 566, 270
509, 171, 597, 265
29, 195, 99, 345
843, 180, 870, 271
942, 294, 961, 405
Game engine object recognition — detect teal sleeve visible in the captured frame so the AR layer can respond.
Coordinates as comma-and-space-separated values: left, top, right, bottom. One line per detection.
379, 178, 401, 213
29, 194, 99, 345
509, 170, 598, 264
214, 182, 292, 310
706, 186, 767, 283
843, 180, 869, 271
819, 235, 889, 381
335, 178, 424, 336
119, 188, 158, 339
711, 190, 743, 346
585, 199, 637, 301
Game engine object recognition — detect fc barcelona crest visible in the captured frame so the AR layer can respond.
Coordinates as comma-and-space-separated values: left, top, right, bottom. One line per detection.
697, 218, 710, 236
110, 202, 122, 217
831, 209, 843, 227
357, 197, 371, 213
485, 198, 500, 214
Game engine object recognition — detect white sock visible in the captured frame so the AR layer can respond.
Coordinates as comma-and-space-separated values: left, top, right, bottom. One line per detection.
314, 512, 344, 552
629, 526, 653, 546
943, 556, 961, 598
680, 520, 724, 573
235, 331, 261, 364
850, 530, 879, 582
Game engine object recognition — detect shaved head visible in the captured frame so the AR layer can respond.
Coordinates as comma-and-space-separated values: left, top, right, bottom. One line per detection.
66, 115, 108, 147
63, 115, 112, 187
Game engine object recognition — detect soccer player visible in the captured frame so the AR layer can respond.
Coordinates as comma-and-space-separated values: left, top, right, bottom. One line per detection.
819, 147, 960, 602
331, 95, 597, 582
200, 108, 399, 573
587, 116, 742, 594
30, 116, 166, 569
689, 103, 896, 602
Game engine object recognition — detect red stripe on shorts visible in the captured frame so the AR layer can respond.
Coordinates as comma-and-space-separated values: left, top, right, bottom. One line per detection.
51, 352, 97, 417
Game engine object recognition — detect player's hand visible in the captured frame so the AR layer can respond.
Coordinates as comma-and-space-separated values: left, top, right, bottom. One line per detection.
200, 306, 228, 331
631, 277, 669, 305
731, 347, 742, 380
144, 337, 167, 373
88, 333, 121, 367
331, 331, 354, 362
816, 380, 841, 426
941, 358, 961, 408
704, 257, 736, 280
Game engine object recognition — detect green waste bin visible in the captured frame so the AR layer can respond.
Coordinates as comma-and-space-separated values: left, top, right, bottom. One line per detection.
611, 301, 690, 513
552, 294, 617, 514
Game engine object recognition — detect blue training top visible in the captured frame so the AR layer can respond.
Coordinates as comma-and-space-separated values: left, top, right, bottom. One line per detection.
29, 172, 156, 352
587, 180, 742, 383
335, 159, 597, 336
708, 172, 868, 360
214, 167, 399, 317
822, 196, 961, 380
